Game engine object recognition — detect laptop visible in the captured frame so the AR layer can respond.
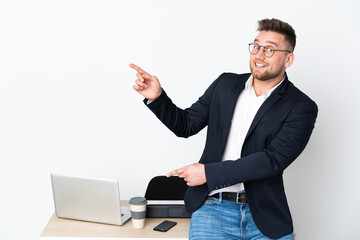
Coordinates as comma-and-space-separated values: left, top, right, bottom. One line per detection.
51, 173, 131, 225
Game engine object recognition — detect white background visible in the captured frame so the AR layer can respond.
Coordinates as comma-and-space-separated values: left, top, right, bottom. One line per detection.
0, 0, 359, 239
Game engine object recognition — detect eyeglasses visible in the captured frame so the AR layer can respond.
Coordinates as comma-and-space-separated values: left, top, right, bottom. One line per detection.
248, 43, 292, 58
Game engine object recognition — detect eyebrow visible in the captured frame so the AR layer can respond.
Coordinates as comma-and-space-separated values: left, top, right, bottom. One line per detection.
254, 39, 279, 48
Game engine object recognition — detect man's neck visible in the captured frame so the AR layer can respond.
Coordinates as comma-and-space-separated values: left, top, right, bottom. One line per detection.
252, 75, 285, 96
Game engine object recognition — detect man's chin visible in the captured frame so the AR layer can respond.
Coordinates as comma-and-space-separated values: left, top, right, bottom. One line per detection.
251, 68, 283, 81
251, 71, 272, 81
251, 66, 269, 81
255, 75, 273, 81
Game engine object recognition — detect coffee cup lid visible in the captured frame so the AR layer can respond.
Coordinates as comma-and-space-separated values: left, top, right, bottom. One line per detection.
129, 197, 147, 205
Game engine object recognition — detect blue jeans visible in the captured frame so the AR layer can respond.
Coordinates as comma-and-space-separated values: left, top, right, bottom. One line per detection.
189, 196, 295, 240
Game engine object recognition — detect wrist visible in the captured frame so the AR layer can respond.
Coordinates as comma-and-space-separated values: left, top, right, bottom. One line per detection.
149, 89, 163, 101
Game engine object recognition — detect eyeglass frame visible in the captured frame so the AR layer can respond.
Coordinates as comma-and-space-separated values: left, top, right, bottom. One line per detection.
248, 43, 292, 58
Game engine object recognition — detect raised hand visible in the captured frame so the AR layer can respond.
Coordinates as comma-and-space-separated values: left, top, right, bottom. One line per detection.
129, 63, 162, 101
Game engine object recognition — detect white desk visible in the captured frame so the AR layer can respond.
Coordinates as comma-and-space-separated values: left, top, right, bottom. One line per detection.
40, 201, 190, 240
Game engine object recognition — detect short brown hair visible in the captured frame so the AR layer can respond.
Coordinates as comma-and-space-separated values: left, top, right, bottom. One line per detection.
257, 18, 296, 52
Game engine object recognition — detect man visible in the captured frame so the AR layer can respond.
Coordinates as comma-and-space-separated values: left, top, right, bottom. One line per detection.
130, 18, 318, 240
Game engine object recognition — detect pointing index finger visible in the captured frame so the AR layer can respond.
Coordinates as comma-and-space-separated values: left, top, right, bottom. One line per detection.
129, 63, 147, 75
166, 168, 183, 178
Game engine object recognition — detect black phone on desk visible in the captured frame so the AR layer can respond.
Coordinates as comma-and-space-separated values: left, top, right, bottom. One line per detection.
153, 220, 177, 232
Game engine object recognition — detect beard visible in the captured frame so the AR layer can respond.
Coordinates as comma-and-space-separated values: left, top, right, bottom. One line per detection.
250, 61, 285, 81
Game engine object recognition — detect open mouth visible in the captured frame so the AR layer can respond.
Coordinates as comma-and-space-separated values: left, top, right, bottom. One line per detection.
254, 62, 268, 68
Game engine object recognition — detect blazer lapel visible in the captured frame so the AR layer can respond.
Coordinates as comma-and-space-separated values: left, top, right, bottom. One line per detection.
244, 75, 289, 142
219, 75, 248, 152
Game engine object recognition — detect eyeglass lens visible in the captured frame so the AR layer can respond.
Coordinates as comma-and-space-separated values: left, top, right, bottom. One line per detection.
249, 44, 275, 57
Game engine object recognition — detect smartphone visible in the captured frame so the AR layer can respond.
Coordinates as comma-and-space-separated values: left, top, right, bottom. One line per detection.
153, 220, 177, 232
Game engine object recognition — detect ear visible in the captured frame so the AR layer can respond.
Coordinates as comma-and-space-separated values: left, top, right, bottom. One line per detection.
285, 53, 295, 68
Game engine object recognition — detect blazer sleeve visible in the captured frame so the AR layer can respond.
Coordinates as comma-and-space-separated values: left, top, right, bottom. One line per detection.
205, 99, 318, 191
145, 73, 224, 138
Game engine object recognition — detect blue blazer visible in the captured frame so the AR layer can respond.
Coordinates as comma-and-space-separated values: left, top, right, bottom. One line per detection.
145, 72, 318, 238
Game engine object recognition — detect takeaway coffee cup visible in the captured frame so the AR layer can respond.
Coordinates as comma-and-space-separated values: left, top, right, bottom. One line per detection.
129, 197, 147, 228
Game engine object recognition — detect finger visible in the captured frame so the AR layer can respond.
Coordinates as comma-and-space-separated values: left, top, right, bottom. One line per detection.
136, 73, 145, 82
178, 173, 185, 178
166, 171, 176, 178
133, 84, 144, 91
135, 79, 147, 88
167, 168, 182, 177
186, 180, 198, 186
129, 63, 147, 75
142, 72, 157, 81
